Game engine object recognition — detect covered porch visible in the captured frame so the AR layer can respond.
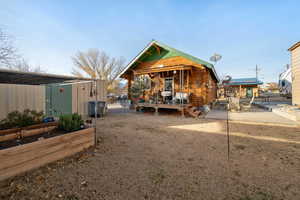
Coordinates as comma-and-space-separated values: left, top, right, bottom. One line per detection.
129, 65, 193, 115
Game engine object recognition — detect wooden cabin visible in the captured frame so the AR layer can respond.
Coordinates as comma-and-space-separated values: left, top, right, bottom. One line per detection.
220, 78, 263, 98
288, 41, 300, 106
119, 40, 219, 115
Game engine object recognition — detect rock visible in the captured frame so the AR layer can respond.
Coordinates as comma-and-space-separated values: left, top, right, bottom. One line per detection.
81, 181, 88, 186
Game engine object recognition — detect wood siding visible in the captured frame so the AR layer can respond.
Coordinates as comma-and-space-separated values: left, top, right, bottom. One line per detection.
0, 128, 94, 181
189, 68, 217, 106
0, 84, 45, 120
291, 46, 300, 105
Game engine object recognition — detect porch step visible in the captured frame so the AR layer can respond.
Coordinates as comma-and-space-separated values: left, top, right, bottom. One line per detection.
185, 106, 201, 118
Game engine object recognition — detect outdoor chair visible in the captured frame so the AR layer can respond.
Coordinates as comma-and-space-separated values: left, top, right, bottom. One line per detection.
174, 92, 188, 104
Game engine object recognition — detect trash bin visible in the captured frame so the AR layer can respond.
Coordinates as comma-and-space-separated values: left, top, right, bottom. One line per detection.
88, 101, 106, 117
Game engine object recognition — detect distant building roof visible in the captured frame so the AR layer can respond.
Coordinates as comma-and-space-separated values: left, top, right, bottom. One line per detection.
225, 78, 263, 86
288, 41, 300, 51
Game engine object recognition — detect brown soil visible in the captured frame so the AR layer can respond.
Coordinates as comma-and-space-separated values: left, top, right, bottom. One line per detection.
0, 112, 299, 200
0, 128, 68, 150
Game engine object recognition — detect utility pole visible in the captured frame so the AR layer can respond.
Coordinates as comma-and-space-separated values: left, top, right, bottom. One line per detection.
255, 65, 261, 81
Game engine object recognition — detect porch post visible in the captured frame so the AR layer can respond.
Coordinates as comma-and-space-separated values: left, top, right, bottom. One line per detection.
187, 70, 190, 104
127, 74, 132, 102
180, 69, 185, 117
157, 73, 160, 104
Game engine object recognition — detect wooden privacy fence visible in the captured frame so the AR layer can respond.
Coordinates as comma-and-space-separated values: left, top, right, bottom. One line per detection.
0, 84, 45, 120
0, 127, 94, 181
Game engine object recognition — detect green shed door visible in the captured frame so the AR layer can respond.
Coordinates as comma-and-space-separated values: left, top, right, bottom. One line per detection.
46, 85, 72, 117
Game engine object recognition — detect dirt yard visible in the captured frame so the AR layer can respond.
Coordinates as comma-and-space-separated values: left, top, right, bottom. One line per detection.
0, 111, 300, 200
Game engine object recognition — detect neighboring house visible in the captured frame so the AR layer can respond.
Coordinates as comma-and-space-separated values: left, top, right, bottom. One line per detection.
119, 40, 219, 114
261, 82, 280, 94
222, 78, 263, 98
288, 41, 300, 105
278, 66, 292, 97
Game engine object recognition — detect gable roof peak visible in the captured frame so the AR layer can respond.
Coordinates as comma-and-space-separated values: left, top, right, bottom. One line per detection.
118, 40, 219, 82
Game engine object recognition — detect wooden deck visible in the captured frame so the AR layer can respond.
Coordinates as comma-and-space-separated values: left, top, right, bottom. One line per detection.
136, 103, 191, 116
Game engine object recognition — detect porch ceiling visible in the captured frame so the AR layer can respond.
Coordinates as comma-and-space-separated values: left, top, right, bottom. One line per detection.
133, 65, 192, 75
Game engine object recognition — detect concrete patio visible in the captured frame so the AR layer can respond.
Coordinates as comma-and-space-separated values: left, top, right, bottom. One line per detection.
205, 109, 299, 126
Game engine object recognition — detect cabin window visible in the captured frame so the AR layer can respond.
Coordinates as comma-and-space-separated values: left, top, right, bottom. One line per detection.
208, 79, 212, 88
164, 77, 173, 91
134, 75, 151, 90
144, 75, 151, 90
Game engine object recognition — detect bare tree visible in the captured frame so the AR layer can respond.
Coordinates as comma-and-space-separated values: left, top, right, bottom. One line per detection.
72, 49, 125, 92
9, 58, 44, 73
0, 28, 44, 72
0, 28, 17, 66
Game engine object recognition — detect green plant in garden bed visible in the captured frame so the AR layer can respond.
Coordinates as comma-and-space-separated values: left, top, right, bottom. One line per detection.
0, 109, 44, 130
58, 113, 84, 132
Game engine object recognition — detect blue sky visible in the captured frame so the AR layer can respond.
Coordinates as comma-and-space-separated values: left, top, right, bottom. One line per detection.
1, 0, 299, 82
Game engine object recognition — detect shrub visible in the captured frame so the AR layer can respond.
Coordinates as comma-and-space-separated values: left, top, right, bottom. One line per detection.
58, 113, 84, 132
0, 109, 44, 130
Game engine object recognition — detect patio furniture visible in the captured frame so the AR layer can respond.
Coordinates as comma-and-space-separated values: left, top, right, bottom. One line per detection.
174, 92, 188, 104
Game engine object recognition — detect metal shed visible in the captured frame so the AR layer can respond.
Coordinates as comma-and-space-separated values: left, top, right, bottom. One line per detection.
0, 69, 106, 119
46, 80, 106, 118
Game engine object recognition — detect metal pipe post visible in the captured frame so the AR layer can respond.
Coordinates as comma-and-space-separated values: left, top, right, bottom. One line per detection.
94, 79, 98, 146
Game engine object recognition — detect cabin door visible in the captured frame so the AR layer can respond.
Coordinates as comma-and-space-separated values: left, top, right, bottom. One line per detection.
164, 77, 174, 102
164, 77, 173, 92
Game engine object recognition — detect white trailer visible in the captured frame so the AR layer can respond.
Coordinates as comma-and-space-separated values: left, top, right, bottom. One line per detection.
278, 65, 292, 98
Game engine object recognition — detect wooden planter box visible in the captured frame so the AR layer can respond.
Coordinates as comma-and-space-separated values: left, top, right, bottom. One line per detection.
0, 122, 58, 142
0, 127, 95, 181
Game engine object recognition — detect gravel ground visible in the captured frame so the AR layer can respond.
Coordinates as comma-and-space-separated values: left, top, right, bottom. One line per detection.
0, 112, 299, 200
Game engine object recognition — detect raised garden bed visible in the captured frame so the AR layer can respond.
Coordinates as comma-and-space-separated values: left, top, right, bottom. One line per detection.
0, 125, 95, 181
0, 122, 58, 146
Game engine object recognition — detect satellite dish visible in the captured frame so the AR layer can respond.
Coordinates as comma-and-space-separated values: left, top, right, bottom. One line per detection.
222, 75, 232, 84
210, 53, 222, 63
285, 64, 290, 69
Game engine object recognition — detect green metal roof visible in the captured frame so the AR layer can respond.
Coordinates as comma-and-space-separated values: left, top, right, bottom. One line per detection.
119, 40, 219, 82
153, 40, 215, 69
